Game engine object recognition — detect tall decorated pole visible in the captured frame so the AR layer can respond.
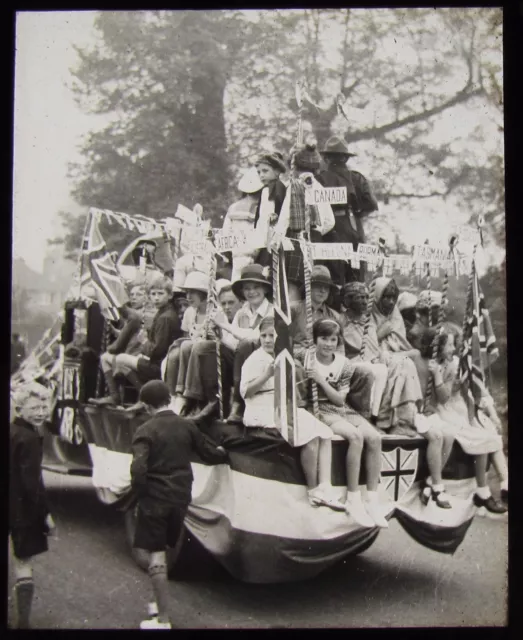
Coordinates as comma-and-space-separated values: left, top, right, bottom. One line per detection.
204, 236, 224, 420
424, 239, 432, 327
360, 238, 387, 360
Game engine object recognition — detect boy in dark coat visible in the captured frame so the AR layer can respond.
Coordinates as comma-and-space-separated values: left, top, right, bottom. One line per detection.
10, 384, 56, 629
130, 380, 228, 629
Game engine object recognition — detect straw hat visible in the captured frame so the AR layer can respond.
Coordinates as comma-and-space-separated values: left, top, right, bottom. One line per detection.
180, 271, 209, 294
238, 167, 264, 194
310, 265, 336, 292
232, 264, 272, 300
397, 291, 418, 312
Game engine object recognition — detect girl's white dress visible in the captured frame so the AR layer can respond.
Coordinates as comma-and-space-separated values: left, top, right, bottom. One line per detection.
240, 347, 333, 446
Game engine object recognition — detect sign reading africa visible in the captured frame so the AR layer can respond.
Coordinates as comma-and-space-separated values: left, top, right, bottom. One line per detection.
214, 230, 266, 253
305, 186, 348, 206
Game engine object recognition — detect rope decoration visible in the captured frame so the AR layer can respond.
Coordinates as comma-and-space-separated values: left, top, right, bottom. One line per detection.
96, 318, 109, 398
302, 236, 319, 417
204, 251, 224, 419
423, 239, 432, 327
360, 238, 387, 360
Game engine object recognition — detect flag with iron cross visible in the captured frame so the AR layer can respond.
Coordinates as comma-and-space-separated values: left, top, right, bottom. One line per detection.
380, 447, 419, 502
273, 246, 297, 447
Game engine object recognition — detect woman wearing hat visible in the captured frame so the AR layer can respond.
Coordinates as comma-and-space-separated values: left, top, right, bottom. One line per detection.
316, 136, 378, 286
253, 152, 288, 269
407, 290, 447, 351
163, 271, 210, 415
222, 167, 265, 281
211, 264, 274, 424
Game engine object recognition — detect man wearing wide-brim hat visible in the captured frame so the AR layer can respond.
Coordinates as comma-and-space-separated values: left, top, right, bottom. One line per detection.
289, 265, 343, 363
316, 135, 379, 286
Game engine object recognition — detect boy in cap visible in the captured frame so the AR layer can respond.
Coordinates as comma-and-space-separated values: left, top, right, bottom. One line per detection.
10, 383, 56, 629
131, 380, 228, 629
317, 136, 378, 285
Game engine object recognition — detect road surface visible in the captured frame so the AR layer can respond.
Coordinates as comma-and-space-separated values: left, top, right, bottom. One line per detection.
7, 472, 507, 629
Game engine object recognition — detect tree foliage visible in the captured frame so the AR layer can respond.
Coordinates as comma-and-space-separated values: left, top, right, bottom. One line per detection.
55, 8, 504, 262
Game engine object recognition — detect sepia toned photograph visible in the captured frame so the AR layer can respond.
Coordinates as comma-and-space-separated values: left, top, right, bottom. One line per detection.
9, 8, 507, 629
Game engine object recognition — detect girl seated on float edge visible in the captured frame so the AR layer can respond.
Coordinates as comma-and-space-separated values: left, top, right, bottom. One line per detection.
240, 316, 345, 512
163, 271, 209, 415
417, 325, 508, 513
307, 319, 388, 528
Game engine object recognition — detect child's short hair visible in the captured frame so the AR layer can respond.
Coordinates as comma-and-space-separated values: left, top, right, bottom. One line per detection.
13, 383, 51, 409
312, 318, 342, 345
139, 380, 171, 408
147, 275, 173, 295
259, 315, 275, 332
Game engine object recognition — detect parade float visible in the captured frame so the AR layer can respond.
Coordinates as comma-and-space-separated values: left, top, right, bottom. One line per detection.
11, 88, 502, 584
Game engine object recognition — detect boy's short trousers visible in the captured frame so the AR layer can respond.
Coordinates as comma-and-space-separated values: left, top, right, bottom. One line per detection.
10, 524, 48, 560
133, 504, 187, 553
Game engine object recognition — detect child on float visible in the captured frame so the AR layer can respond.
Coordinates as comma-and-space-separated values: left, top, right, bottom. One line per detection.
240, 316, 345, 512
306, 318, 388, 528
417, 325, 508, 512
212, 264, 274, 424
162, 271, 209, 415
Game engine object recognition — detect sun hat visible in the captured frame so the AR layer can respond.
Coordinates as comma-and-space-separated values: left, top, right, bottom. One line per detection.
416, 290, 444, 309
320, 136, 357, 157
255, 152, 287, 175
180, 271, 210, 294
397, 291, 418, 312
238, 167, 264, 194
310, 265, 336, 291
232, 264, 272, 300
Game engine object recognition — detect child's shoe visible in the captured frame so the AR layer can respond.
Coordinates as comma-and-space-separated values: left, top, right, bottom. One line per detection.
308, 485, 345, 512
345, 492, 376, 528
139, 618, 172, 630
364, 495, 389, 528
473, 493, 507, 514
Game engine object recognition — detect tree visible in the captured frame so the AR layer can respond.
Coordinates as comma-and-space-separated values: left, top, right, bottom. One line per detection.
55, 8, 503, 262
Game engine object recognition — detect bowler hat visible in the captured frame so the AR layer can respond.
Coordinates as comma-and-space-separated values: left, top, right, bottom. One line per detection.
321, 136, 357, 157
180, 271, 209, 294
232, 264, 272, 300
255, 152, 287, 175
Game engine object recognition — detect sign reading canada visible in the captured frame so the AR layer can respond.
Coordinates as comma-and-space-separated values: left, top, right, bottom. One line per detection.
305, 186, 348, 206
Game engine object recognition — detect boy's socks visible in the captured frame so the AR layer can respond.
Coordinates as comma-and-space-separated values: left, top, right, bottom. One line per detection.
14, 578, 34, 629
432, 484, 445, 493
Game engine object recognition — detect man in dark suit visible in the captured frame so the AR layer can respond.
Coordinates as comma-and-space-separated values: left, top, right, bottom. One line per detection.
130, 380, 228, 629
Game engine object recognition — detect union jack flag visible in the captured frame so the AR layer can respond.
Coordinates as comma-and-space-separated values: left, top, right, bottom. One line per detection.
459, 262, 498, 412
81, 213, 129, 321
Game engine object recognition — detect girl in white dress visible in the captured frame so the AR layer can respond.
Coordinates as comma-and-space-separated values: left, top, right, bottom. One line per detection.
240, 316, 344, 512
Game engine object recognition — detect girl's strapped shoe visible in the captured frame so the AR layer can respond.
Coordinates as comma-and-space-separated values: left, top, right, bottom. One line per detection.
344, 494, 376, 528
473, 493, 507, 514
421, 487, 452, 509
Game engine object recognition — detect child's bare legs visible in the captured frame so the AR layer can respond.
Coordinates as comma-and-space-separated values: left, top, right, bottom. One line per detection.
300, 438, 320, 489
474, 454, 488, 488
423, 425, 444, 486
317, 438, 333, 487
490, 450, 508, 489
441, 432, 454, 470
358, 422, 382, 492
147, 550, 170, 624
11, 553, 34, 629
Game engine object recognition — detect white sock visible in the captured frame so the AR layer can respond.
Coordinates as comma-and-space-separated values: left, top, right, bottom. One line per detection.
426, 476, 433, 487
346, 490, 361, 502
432, 484, 444, 493
500, 479, 508, 491
476, 485, 491, 500
366, 490, 379, 504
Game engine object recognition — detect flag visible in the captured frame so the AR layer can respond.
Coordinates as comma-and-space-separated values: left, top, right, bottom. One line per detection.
459, 263, 498, 412
83, 214, 129, 321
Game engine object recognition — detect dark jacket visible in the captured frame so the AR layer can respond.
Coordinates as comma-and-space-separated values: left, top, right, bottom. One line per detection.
107, 307, 142, 355
317, 166, 378, 245
10, 417, 50, 528
130, 409, 228, 512
142, 303, 182, 364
